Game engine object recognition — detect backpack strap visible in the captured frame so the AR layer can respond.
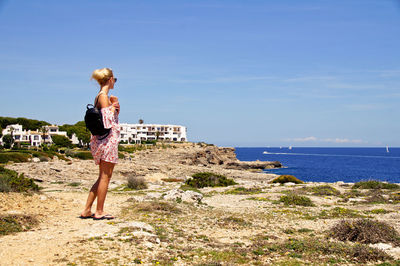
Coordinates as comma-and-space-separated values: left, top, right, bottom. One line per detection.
94, 92, 106, 109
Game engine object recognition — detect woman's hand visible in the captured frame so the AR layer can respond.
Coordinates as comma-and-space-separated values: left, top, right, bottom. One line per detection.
112, 102, 120, 114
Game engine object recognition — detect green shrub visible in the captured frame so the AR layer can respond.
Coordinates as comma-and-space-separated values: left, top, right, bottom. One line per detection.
279, 193, 314, 206
329, 219, 400, 246
67, 182, 81, 187
224, 187, 262, 195
364, 209, 392, 215
0, 166, 40, 192
142, 140, 157, 145
73, 151, 93, 160
271, 175, 304, 184
0, 152, 30, 163
64, 149, 93, 160
118, 144, 147, 153
0, 214, 39, 235
318, 207, 365, 219
185, 172, 237, 188
352, 180, 400, 190
127, 175, 148, 190
341, 189, 365, 199
307, 185, 340, 196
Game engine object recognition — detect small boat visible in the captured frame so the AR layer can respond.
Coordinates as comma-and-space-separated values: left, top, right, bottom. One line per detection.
386, 146, 389, 153
288, 146, 292, 150
263, 151, 269, 154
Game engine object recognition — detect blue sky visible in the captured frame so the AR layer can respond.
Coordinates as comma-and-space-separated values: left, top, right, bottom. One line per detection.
0, 0, 399, 147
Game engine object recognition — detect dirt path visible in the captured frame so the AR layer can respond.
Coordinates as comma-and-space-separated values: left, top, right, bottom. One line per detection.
0, 191, 132, 265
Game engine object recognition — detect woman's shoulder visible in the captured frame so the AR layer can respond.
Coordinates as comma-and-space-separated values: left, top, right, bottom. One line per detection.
97, 93, 110, 108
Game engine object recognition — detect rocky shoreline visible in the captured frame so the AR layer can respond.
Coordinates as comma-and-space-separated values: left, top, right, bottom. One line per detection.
1, 143, 400, 265
5, 143, 282, 192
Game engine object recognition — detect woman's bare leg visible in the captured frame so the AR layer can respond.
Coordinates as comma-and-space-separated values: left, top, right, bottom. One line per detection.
81, 168, 101, 217
81, 161, 115, 217
94, 160, 115, 217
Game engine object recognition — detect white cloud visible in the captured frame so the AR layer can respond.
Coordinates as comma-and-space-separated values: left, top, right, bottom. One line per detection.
290, 136, 318, 142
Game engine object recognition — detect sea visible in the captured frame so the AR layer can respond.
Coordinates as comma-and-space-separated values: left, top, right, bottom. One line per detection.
234, 147, 400, 183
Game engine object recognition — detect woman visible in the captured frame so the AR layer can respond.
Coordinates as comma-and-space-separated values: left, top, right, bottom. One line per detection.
80, 67, 120, 220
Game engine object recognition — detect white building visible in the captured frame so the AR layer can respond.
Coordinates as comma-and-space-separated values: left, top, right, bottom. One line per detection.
0, 124, 79, 147
119, 123, 187, 144
1, 122, 187, 147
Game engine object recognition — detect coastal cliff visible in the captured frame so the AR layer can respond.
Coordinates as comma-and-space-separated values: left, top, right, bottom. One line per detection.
180, 145, 282, 170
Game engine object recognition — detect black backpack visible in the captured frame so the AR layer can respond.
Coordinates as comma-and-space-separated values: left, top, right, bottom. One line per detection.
84, 95, 110, 140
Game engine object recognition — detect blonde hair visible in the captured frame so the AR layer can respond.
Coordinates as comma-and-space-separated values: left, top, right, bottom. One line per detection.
91, 68, 114, 86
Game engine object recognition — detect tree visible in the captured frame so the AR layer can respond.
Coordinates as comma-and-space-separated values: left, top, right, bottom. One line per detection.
2, 134, 13, 149
75, 128, 91, 147
51, 135, 72, 148
139, 119, 144, 124
40, 126, 49, 145
0, 126, 2, 138
0, 116, 50, 131
8, 126, 15, 148
59, 121, 90, 147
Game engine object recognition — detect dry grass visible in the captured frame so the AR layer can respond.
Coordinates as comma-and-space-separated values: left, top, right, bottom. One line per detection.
329, 219, 400, 246
127, 175, 148, 190
128, 200, 182, 215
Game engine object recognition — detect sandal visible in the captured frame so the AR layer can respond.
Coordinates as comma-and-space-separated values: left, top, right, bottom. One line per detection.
79, 213, 95, 219
93, 214, 115, 220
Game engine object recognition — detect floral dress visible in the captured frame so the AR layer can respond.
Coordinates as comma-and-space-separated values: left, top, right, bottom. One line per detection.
90, 105, 120, 165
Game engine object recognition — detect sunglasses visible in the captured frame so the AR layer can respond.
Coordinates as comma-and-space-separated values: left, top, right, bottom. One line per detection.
114, 77, 117, 83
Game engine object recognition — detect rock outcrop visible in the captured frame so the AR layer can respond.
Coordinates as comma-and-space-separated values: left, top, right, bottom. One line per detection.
182, 145, 282, 170
162, 189, 203, 203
